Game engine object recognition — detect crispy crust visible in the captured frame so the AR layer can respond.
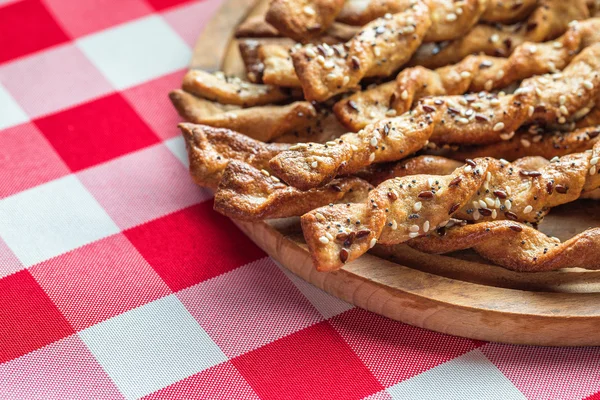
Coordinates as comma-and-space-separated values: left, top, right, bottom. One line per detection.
265, 0, 346, 42
181, 69, 293, 106
407, 221, 600, 272
214, 160, 372, 221
235, 16, 280, 38
301, 143, 600, 270
292, 3, 431, 101
359, 155, 462, 186
259, 44, 301, 87
409, 0, 589, 69
170, 90, 318, 142
179, 123, 289, 189
450, 126, 600, 161
481, 0, 538, 24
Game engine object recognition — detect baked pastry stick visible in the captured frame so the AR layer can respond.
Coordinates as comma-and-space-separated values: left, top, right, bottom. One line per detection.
302, 143, 600, 270
292, 2, 432, 101
214, 160, 372, 221
450, 125, 600, 161
182, 70, 294, 106
406, 221, 600, 272
409, 0, 589, 68
337, 0, 413, 25
265, 0, 346, 42
335, 21, 585, 130
259, 44, 301, 87
179, 123, 290, 189
271, 43, 600, 190
170, 90, 318, 142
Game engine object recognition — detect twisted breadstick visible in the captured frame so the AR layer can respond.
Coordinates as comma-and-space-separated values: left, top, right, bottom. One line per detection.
214, 160, 371, 221
409, 0, 589, 68
271, 44, 600, 190
405, 221, 600, 272
170, 90, 318, 142
335, 19, 590, 130
301, 142, 600, 270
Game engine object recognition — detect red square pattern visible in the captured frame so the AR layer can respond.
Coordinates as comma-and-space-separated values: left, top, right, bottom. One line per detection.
0, 270, 74, 363
143, 361, 259, 400
329, 308, 482, 387
121, 69, 186, 140
146, 0, 197, 11
29, 234, 172, 330
233, 321, 384, 400
35, 93, 159, 171
43, 0, 153, 38
0, 123, 69, 199
0, 0, 69, 64
125, 201, 265, 292
586, 392, 600, 400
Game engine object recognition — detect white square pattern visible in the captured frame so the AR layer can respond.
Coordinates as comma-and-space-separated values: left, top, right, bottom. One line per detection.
386, 349, 526, 400
0, 83, 28, 130
164, 136, 189, 167
79, 295, 227, 400
77, 15, 191, 90
0, 175, 119, 267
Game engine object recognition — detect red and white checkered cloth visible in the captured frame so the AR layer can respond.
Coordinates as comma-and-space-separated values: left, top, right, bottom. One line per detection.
1, 0, 599, 398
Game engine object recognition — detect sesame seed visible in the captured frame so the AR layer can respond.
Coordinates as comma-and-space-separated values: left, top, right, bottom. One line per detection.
559, 95, 566, 105
311, 161, 318, 168
529, 45, 537, 53
583, 80, 594, 90
370, 137, 378, 147
446, 13, 457, 21
558, 117, 566, 124
490, 98, 500, 106
478, 199, 487, 208
520, 138, 531, 148
369, 238, 377, 248
465, 165, 472, 173
473, 210, 481, 220
495, 197, 501, 208
458, 117, 469, 124
423, 221, 430, 232
409, 224, 420, 232
369, 153, 375, 162
496, 70, 505, 80
373, 47, 381, 57
315, 212, 325, 222
485, 197, 495, 207
325, 232, 334, 241
500, 132, 514, 141
492, 209, 498, 219
391, 220, 398, 230
401, 90, 408, 100
271, 176, 280, 183
472, 201, 480, 209
484, 80, 493, 91
305, 47, 316, 58
409, 232, 419, 238
505, 199, 512, 210
261, 169, 270, 176
559, 105, 569, 116
342, 76, 350, 85
528, 106, 534, 117
490, 34, 499, 43
351, 144, 359, 152
414, 201, 422, 212
493, 122, 505, 132
319, 236, 329, 244
500, 158, 509, 166
386, 109, 397, 117
323, 61, 335, 69
590, 166, 597, 175
486, 171, 492, 182
524, 205, 533, 214
303, 6, 315, 15
506, 186, 512, 195
460, 71, 471, 79
591, 157, 599, 165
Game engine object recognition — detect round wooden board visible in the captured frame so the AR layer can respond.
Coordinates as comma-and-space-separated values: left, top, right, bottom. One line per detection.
191, 0, 600, 346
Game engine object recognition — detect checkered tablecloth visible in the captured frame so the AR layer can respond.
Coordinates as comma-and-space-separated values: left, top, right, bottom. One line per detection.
1, 0, 600, 398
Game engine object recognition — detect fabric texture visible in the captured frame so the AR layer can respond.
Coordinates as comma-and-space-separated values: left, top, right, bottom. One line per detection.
1, 0, 599, 399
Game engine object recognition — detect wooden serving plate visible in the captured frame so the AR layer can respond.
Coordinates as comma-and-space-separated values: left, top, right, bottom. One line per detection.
190, 0, 600, 346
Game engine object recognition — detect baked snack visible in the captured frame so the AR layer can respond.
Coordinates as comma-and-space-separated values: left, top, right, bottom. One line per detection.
172, 0, 600, 274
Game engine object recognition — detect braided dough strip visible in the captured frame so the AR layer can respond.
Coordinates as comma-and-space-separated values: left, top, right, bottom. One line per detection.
301, 142, 600, 270
407, 221, 600, 272
409, 0, 589, 69
170, 90, 318, 142
179, 123, 290, 189
335, 19, 588, 130
214, 160, 372, 221
271, 44, 600, 190
292, 2, 432, 101
182, 70, 295, 107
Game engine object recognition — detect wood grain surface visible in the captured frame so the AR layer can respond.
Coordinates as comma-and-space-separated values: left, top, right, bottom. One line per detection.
190, 0, 600, 346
